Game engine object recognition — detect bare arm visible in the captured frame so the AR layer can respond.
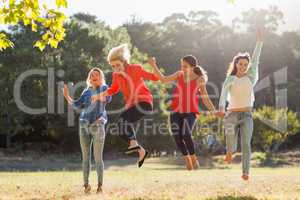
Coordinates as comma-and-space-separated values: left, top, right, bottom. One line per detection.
148, 57, 181, 84
198, 78, 216, 113
91, 73, 119, 103
63, 84, 73, 105
91, 90, 109, 103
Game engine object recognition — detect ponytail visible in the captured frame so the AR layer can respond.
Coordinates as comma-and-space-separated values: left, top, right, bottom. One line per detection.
193, 66, 208, 82
182, 55, 208, 82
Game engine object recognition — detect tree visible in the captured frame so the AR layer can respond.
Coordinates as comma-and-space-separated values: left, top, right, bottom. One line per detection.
252, 107, 300, 153
0, 0, 68, 51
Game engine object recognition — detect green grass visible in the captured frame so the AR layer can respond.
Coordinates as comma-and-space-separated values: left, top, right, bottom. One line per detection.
0, 156, 300, 200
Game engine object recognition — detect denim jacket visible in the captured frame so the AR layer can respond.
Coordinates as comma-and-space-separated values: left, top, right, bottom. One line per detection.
72, 84, 112, 124
219, 41, 263, 112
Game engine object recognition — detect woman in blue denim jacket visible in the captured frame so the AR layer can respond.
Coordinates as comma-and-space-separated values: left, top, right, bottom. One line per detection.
219, 27, 263, 181
63, 68, 111, 193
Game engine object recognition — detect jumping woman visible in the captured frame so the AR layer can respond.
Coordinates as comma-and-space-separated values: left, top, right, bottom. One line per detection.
91, 44, 159, 167
219, 27, 263, 180
63, 68, 111, 193
148, 55, 222, 170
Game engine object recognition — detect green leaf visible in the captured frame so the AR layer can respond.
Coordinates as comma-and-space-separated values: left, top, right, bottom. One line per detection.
48, 38, 58, 48
9, 0, 16, 7
55, 0, 68, 8
55, 31, 65, 41
1, 0, 67, 51
34, 40, 46, 51
42, 32, 51, 40
0, 33, 14, 51
31, 22, 37, 32
23, 18, 30, 25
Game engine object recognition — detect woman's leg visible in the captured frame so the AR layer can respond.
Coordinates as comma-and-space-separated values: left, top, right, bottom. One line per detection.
118, 102, 152, 165
240, 112, 253, 180
118, 102, 152, 145
91, 123, 106, 189
170, 113, 188, 155
170, 112, 192, 170
79, 122, 92, 191
224, 112, 239, 163
182, 113, 197, 155
182, 113, 199, 169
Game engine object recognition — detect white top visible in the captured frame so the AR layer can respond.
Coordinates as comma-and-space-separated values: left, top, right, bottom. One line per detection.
227, 76, 254, 110
219, 41, 263, 112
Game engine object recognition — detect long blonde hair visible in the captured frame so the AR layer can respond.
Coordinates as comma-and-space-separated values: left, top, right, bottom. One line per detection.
107, 44, 131, 64
86, 68, 106, 88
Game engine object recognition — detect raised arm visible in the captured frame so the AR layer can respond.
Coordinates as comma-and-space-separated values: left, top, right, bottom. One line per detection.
63, 84, 73, 105
247, 28, 263, 85
135, 64, 159, 81
148, 57, 181, 84
63, 84, 89, 109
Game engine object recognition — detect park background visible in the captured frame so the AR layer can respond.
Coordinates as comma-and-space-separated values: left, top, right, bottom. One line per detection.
0, 0, 300, 199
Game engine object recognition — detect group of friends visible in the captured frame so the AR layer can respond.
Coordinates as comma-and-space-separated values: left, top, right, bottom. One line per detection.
63, 27, 263, 194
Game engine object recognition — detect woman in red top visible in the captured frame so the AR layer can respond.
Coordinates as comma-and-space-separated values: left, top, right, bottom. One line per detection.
149, 55, 222, 170
92, 44, 158, 167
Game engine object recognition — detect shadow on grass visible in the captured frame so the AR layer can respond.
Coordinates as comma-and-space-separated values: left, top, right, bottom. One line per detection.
128, 196, 261, 200
206, 195, 261, 200
252, 152, 293, 168
1, 151, 297, 172
0, 155, 138, 172
0, 156, 230, 172
146, 156, 230, 170
256, 159, 291, 168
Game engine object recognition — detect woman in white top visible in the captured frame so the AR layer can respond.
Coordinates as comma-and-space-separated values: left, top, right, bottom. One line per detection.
219, 27, 263, 181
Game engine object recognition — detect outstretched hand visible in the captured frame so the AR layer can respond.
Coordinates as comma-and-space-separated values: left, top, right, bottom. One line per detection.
91, 93, 106, 103
91, 95, 98, 103
99, 94, 106, 102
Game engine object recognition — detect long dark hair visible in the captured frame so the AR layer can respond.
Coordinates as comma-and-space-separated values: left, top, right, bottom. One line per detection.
182, 55, 207, 82
227, 53, 250, 76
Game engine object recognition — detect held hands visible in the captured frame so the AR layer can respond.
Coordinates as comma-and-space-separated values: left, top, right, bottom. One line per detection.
99, 94, 106, 102
91, 93, 106, 103
214, 111, 225, 118
91, 94, 99, 103
206, 110, 225, 118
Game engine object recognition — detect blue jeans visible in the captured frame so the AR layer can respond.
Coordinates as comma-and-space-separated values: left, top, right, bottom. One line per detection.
79, 120, 106, 185
224, 111, 253, 175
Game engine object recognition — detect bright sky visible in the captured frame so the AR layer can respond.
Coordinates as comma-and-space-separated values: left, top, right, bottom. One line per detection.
62, 0, 299, 31
1, 0, 299, 32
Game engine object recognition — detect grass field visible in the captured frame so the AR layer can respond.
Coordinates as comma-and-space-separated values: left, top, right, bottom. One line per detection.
0, 153, 300, 200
